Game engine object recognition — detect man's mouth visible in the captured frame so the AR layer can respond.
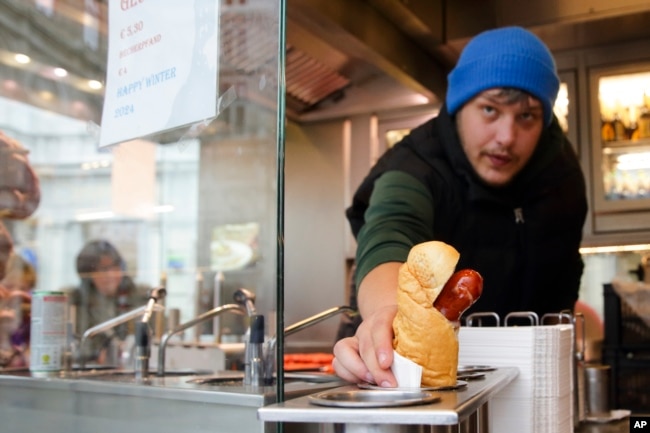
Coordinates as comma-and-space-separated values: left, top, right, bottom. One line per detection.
486, 153, 511, 167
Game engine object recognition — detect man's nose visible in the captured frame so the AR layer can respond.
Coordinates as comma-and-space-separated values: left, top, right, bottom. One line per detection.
495, 117, 517, 146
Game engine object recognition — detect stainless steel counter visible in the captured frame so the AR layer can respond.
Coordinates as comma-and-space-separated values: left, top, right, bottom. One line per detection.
258, 367, 519, 430
0, 368, 345, 433
1, 365, 629, 433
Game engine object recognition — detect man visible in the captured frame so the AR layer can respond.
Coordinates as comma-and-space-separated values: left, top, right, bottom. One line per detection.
333, 26, 587, 387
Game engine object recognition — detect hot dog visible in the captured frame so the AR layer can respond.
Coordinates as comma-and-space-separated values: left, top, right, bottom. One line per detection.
433, 269, 483, 322
392, 241, 482, 387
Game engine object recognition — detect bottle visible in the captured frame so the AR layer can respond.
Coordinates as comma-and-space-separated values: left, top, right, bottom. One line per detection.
601, 120, 615, 141
612, 113, 627, 141
638, 107, 650, 139
29, 291, 68, 376
629, 120, 640, 141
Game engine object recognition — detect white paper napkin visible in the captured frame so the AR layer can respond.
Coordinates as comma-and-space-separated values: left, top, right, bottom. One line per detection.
390, 350, 422, 388
458, 324, 575, 433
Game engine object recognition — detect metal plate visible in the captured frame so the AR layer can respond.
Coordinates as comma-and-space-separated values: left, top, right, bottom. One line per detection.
284, 372, 342, 383
457, 365, 496, 374
308, 389, 440, 408
456, 372, 486, 381
357, 380, 468, 392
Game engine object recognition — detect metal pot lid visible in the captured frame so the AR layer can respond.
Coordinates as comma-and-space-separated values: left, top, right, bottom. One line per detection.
357, 380, 468, 392
308, 389, 440, 408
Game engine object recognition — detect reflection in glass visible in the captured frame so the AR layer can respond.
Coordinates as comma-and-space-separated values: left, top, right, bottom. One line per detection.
0, 0, 283, 368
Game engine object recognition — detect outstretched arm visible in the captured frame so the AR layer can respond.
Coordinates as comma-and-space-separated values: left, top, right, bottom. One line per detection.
333, 261, 401, 387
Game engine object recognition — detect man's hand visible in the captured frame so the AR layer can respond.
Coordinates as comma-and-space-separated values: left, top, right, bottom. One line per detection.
333, 304, 398, 387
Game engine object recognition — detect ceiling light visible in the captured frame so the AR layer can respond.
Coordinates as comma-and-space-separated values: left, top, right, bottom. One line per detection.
153, 205, 175, 213
580, 244, 650, 254
53, 67, 68, 78
87, 80, 103, 90
75, 210, 114, 222
39, 90, 54, 101
14, 53, 30, 64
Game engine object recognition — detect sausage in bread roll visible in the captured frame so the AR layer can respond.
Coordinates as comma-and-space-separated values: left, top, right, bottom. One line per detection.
392, 241, 483, 387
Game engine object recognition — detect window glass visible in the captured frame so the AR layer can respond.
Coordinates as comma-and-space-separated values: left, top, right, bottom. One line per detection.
0, 0, 283, 367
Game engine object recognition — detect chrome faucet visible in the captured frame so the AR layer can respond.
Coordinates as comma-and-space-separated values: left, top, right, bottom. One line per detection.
156, 303, 245, 376
243, 314, 265, 386
135, 288, 167, 379
141, 287, 167, 324
78, 303, 165, 369
156, 288, 256, 376
233, 288, 257, 316
262, 305, 357, 384
283, 305, 357, 338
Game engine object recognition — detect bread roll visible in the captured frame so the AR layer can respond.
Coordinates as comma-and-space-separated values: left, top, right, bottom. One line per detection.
392, 241, 460, 387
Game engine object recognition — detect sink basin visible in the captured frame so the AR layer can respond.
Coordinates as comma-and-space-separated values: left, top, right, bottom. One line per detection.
70, 368, 213, 384
285, 372, 343, 383
73, 363, 119, 372
1, 363, 115, 374
118, 368, 213, 376
0, 364, 212, 380
187, 371, 343, 386
0, 364, 119, 377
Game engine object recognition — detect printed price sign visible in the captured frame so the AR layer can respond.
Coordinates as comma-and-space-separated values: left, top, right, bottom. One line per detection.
99, 0, 219, 147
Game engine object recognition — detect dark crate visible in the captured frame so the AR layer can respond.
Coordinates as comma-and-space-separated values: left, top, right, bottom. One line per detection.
603, 283, 650, 349
602, 349, 650, 414
602, 283, 650, 414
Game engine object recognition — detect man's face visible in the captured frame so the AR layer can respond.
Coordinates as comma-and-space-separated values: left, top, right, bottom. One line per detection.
456, 89, 545, 187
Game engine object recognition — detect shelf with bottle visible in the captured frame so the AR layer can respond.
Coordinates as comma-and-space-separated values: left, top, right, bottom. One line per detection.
599, 71, 650, 147
602, 147, 650, 201
602, 137, 650, 151
597, 71, 650, 202
601, 114, 650, 146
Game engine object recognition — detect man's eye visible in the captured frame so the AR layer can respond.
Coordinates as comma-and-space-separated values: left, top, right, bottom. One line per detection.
519, 112, 540, 122
482, 106, 495, 115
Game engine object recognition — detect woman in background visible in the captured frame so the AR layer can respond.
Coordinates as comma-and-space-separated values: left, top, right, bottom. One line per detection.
69, 240, 149, 364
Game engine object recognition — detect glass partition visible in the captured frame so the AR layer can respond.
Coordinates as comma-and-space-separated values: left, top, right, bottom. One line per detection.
0, 0, 284, 371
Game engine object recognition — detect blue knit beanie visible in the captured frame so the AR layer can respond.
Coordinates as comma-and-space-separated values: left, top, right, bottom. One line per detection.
446, 26, 560, 126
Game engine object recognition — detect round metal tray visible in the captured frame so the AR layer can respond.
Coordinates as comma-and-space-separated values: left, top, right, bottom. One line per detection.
357, 380, 467, 392
456, 372, 486, 381
308, 389, 441, 408
457, 365, 496, 374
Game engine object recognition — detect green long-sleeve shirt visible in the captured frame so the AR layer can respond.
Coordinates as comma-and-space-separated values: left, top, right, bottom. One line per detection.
354, 170, 434, 288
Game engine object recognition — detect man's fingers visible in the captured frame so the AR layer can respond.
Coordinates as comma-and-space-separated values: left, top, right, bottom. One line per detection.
332, 337, 369, 383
